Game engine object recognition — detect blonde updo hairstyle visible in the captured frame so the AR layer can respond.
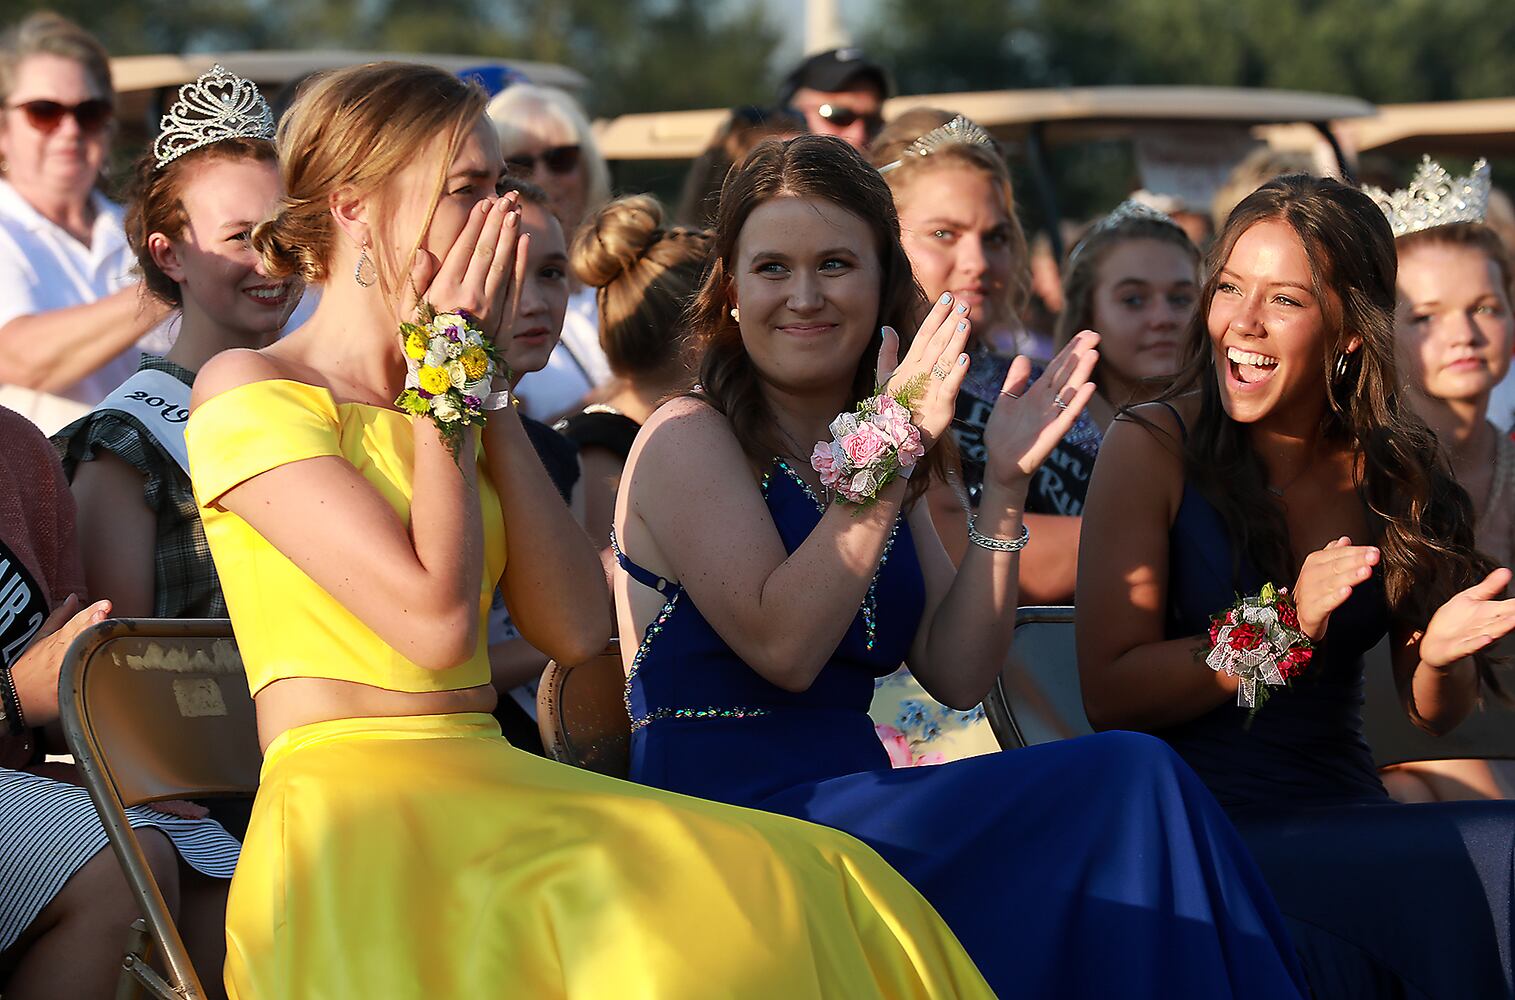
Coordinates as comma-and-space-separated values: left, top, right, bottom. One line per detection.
251, 63, 487, 307
867, 108, 1031, 327
571, 195, 711, 380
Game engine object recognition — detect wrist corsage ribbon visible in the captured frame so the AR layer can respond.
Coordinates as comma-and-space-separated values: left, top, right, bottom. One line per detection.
810, 376, 927, 505
395, 304, 511, 458
1206, 582, 1314, 713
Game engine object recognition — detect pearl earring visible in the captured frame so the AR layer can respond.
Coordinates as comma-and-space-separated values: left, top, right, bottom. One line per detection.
729, 307, 740, 322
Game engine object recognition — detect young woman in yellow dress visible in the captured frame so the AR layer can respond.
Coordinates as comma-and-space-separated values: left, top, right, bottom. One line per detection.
185, 62, 991, 999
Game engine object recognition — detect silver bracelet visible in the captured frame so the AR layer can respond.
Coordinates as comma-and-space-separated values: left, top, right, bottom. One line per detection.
967, 516, 1029, 552
480, 388, 512, 411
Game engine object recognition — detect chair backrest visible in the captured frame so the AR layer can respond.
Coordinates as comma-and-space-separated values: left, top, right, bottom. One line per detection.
1360, 636, 1515, 767
58, 617, 259, 1000
536, 639, 629, 777
984, 606, 1092, 750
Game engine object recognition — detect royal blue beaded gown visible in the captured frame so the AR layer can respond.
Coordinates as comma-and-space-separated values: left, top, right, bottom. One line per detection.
1155, 407, 1515, 999
620, 462, 1307, 999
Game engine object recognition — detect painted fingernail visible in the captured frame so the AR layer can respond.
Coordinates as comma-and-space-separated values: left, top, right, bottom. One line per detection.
955, 303, 967, 314
957, 319, 968, 331
958, 353, 969, 365
939, 292, 952, 304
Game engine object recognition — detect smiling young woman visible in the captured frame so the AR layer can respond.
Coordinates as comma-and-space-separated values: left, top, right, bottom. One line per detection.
1078, 173, 1515, 998
615, 133, 1311, 1000
56, 67, 297, 620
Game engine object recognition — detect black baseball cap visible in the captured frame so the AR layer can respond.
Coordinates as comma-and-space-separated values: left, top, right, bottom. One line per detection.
778, 48, 891, 104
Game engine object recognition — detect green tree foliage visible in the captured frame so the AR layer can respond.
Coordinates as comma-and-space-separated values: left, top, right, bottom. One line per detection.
866, 0, 1515, 104
0, 0, 781, 116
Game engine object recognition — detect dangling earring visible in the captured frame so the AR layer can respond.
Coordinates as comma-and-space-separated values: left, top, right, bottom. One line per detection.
1335, 353, 1350, 380
729, 306, 740, 323
353, 242, 377, 288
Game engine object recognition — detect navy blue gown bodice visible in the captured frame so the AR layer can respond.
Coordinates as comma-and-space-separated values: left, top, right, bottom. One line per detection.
1158, 481, 1393, 811
623, 463, 1308, 999
1153, 468, 1514, 999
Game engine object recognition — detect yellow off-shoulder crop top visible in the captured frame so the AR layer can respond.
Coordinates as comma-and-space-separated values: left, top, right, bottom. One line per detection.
186, 379, 506, 696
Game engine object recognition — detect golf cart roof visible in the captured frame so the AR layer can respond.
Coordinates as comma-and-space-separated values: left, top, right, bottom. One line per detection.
593, 85, 1376, 161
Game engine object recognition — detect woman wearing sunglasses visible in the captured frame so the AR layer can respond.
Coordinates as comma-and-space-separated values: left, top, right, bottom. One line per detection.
487, 84, 614, 421
0, 13, 172, 433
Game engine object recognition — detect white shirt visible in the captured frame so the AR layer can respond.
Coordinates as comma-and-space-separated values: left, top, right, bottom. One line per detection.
0, 180, 154, 431
515, 287, 612, 422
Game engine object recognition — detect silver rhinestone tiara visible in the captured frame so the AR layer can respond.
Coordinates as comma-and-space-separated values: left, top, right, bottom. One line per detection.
877, 114, 996, 175
1363, 156, 1492, 238
1067, 198, 1184, 262
152, 64, 276, 171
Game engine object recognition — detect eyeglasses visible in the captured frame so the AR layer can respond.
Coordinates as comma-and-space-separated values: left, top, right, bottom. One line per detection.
504, 145, 582, 177
6, 98, 113, 134
813, 103, 883, 134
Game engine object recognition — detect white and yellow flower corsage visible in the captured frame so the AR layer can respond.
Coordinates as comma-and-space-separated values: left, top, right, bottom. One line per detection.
394, 304, 510, 457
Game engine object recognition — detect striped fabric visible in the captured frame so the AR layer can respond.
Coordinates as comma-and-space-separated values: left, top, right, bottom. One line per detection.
0, 767, 239, 948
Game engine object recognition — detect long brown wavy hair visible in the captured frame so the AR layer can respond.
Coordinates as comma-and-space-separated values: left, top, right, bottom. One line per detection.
688, 133, 948, 501
1154, 174, 1501, 689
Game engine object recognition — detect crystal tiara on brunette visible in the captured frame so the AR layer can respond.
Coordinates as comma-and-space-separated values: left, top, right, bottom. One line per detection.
1067, 199, 1182, 261
1363, 156, 1492, 238
876, 114, 996, 174
152, 64, 276, 171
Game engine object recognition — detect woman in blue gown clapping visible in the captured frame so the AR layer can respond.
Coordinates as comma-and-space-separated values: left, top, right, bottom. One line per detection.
614, 133, 1308, 998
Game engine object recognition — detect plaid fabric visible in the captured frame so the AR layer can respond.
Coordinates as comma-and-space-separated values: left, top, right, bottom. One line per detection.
54, 356, 226, 618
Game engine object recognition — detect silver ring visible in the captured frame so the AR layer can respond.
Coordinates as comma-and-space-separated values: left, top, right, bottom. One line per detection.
1000, 390, 1021, 400
1053, 396, 1069, 410
931, 363, 951, 379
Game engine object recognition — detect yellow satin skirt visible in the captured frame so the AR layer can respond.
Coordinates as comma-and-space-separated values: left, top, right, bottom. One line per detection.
224, 713, 991, 999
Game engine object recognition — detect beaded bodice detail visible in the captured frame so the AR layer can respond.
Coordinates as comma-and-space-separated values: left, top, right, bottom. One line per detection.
618, 460, 922, 735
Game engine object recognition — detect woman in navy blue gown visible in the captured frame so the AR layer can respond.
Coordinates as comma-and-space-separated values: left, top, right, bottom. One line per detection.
1079, 173, 1515, 999
614, 133, 1307, 998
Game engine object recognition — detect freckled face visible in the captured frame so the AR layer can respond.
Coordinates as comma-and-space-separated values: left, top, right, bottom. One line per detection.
730, 195, 881, 394
1089, 238, 1198, 387
1207, 219, 1338, 424
157, 156, 301, 339
896, 165, 1017, 334
1394, 241, 1513, 405
501, 201, 570, 378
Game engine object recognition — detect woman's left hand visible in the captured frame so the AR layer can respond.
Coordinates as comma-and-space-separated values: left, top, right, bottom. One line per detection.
1419, 567, 1515, 669
982, 330, 1100, 490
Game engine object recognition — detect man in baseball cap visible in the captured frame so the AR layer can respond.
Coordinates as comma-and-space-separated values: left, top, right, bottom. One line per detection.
778, 47, 891, 150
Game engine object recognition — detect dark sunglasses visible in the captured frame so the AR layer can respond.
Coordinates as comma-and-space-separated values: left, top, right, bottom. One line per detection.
504, 144, 581, 176
814, 102, 883, 133
7, 98, 112, 134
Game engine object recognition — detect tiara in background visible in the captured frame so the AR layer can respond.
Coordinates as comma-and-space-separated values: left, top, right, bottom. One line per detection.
877, 114, 996, 174
1067, 199, 1185, 262
153, 64, 276, 170
1363, 156, 1491, 238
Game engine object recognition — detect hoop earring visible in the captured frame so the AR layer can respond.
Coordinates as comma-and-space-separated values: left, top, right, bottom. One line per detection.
353, 243, 377, 288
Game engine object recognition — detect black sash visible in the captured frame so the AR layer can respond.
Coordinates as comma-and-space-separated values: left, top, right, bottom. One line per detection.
0, 535, 49, 669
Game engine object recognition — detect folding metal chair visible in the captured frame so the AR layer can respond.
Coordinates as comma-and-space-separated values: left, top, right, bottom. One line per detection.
983, 606, 1092, 750
535, 639, 630, 777
57, 618, 258, 1000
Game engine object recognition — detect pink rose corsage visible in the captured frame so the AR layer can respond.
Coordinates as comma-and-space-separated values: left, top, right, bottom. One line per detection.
810, 392, 925, 505
1206, 582, 1314, 714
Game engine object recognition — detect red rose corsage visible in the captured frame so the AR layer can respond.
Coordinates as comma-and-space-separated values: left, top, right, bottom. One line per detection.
1206, 582, 1315, 714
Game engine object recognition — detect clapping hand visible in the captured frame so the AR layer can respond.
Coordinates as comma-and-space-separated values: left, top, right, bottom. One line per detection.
981, 330, 1100, 490
874, 292, 973, 449
1289, 536, 1380, 642
399, 192, 525, 346
1419, 567, 1515, 668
